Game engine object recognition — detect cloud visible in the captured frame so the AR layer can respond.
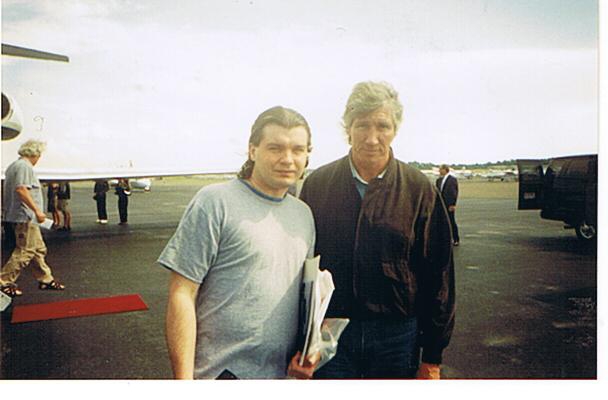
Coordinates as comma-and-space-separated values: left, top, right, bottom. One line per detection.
2, 0, 598, 173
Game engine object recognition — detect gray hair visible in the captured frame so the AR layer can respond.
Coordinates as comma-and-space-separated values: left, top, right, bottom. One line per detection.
238, 106, 312, 179
342, 81, 403, 137
18, 140, 47, 157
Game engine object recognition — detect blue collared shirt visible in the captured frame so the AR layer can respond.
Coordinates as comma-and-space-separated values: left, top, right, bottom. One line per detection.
349, 156, 387, 198
2, 158, 43, 223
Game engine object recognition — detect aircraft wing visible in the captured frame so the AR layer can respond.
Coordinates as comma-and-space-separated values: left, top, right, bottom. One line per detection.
2, 44, 69, 62
5, 168, 236, 182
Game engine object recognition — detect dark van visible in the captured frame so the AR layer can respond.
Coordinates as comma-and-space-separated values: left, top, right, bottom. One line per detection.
517, 154, 597, 242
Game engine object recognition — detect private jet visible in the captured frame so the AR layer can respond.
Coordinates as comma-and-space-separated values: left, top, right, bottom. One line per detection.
2, 43, 215, 185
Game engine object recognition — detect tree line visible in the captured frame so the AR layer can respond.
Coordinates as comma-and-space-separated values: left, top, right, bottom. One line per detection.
407, 160, 518, 170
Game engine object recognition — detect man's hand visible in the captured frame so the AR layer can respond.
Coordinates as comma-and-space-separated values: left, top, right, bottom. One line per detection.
287, 351, 320, 379
448, 205, 456, 212
35, 210, 46, 224
416, 362, 441, 379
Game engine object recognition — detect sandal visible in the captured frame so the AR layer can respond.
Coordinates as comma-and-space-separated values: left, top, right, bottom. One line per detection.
39, 280, 65, 291
1, 285, 23, 297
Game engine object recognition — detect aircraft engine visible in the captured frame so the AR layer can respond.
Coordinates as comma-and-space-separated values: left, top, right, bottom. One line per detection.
2, 92, 23, 141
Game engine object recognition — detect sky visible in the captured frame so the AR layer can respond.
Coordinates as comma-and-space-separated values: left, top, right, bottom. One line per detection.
1, 0, 599, 173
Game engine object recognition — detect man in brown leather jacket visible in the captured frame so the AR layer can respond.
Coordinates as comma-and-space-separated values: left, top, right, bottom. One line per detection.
300, 81, 455, 379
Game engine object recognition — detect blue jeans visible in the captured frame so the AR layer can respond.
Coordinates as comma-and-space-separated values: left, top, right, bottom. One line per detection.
314, 317, 420, 379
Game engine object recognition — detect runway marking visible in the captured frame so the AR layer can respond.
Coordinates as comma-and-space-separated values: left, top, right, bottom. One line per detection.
476, 230, 508, 236
483, 336, 520, 347
489, 290, 500, 295
552, 321, 595, 329
466, 266, 480, 270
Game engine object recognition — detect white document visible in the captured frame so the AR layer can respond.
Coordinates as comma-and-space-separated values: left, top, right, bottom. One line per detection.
298, 256, 336, 365
0, 290, 12, 312
38, 218, 54, 230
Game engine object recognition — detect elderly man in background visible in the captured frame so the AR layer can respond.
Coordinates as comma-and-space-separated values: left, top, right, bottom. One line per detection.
300, 81, 455, 379
1, 140, 66, 298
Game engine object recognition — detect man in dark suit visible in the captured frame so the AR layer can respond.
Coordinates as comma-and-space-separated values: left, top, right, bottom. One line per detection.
436, 164, 460, 246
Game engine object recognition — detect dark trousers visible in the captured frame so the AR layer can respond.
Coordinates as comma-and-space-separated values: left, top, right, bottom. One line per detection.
118, 196, 128, 223
314, 317, 420, 379
95, 194, 107, 220
448, 211, 460, 242
1, 222, 16, 260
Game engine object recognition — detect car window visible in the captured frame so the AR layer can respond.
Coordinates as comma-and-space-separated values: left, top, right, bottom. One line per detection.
561, 158, 588, 179
519, 164, 543, 182
546, 159, 566, 176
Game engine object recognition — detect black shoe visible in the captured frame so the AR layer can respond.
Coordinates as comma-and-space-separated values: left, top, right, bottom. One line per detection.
1, 285, 23, 297
453, 241, 459, 246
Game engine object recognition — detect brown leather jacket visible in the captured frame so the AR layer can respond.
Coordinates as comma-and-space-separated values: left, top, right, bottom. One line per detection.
300, 153, 455, 364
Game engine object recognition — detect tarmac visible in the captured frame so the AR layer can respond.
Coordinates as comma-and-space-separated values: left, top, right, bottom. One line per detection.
0, 181, 597, 379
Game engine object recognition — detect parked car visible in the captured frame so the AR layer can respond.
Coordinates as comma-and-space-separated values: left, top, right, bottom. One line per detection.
517, 154, 597, 242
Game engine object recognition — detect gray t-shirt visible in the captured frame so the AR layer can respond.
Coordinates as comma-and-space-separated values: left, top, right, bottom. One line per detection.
1, 158, 43, 223
158, 179, 315, 379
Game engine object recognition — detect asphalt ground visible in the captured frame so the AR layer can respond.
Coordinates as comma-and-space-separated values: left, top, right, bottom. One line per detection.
0, 180, 597, 379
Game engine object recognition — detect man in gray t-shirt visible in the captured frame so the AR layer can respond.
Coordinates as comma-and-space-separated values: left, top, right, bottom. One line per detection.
1, 140, 66, 298
158, 106, 319, 379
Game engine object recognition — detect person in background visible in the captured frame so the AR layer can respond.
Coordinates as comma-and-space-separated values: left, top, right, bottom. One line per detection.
46, 182, 60, 229
300, 81, 455, 379
115, 178, 131, 225
0, 140, 66, 298
436, 164, 460, 246
56, 182, 72, 231
158, 106, 318, 379
94, 180, 109, 224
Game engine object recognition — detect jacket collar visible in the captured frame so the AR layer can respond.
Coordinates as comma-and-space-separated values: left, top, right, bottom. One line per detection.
346, 148, 396, 185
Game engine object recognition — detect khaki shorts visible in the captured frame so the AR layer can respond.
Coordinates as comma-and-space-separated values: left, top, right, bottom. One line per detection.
57, 199, 70, 212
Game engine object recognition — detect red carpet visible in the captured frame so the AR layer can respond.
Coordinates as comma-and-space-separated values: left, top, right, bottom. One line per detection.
11, 294, 148, 324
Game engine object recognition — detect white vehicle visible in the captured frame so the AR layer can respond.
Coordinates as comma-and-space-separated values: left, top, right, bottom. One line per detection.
420, 167, 440, 179
481, 169, 517, 182
452, 167, 473, 180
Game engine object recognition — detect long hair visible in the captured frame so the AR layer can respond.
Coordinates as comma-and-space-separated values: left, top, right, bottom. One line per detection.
237, 106, 312, 179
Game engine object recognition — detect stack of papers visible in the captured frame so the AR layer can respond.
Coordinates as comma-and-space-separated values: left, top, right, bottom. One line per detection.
37, 218, 54, 230
0, 291, 12, 312
298, 255, 335, 365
